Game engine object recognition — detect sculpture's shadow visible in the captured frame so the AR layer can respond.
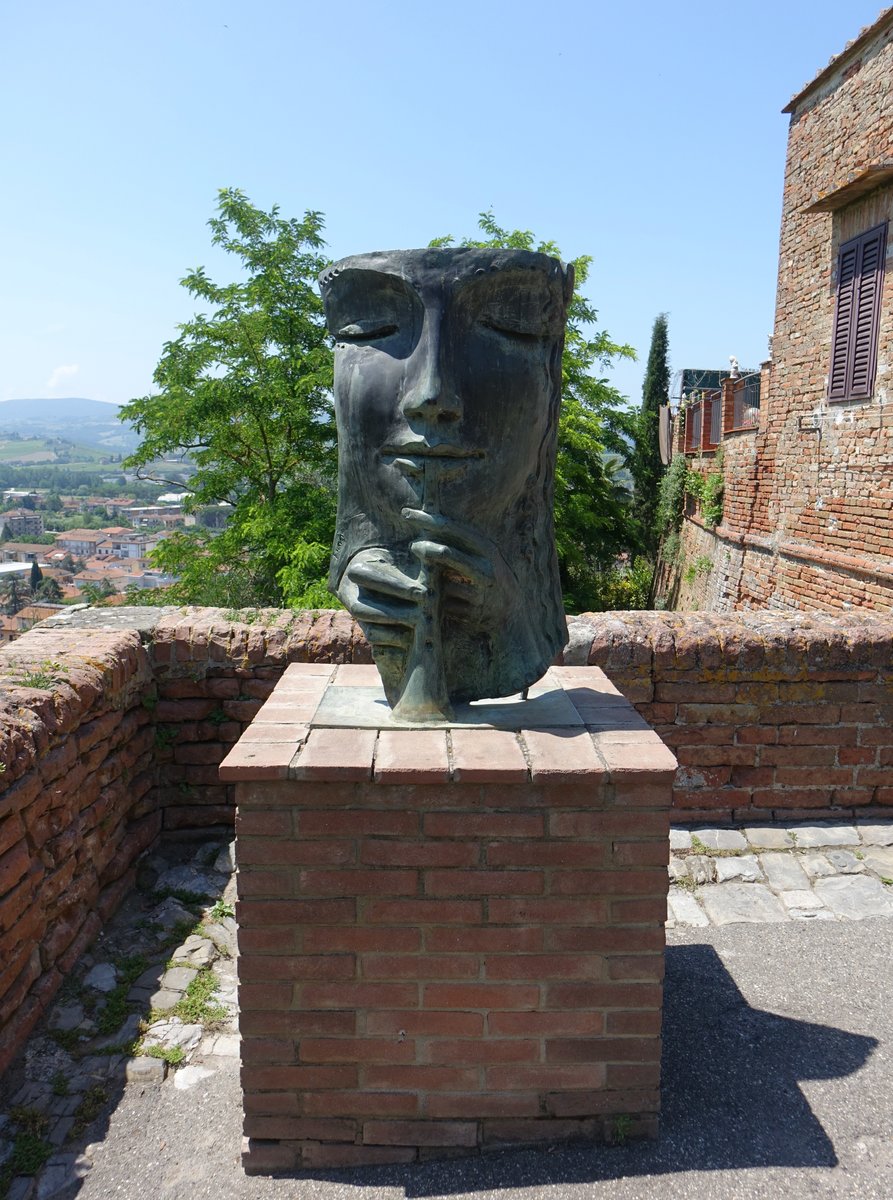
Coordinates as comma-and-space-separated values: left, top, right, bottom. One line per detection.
307, 943, 877, 1193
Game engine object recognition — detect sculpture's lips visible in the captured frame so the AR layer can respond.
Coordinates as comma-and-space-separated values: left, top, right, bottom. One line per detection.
381, 442, 484, 459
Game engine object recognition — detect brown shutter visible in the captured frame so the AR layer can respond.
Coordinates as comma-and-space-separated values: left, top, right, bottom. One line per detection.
829, 223, 887, 401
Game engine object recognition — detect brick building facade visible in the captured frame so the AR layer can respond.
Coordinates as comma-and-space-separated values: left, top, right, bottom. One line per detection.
670, 10, 893, 613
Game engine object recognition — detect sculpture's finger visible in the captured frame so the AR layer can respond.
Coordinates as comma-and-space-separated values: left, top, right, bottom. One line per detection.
347, 559, 426, 601
401, 508, 492, 558
362, 623, 412, 650
410, 538, 494, 585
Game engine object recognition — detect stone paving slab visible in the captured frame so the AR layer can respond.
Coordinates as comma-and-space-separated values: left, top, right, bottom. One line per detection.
666, 819, 893, 929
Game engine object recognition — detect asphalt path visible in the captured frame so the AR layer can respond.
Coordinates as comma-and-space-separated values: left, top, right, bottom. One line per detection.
74, 918, 893, 1200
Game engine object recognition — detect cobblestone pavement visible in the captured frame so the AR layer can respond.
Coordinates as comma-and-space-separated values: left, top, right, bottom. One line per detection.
1, 820, 891, 1199
667, 819, 893, 928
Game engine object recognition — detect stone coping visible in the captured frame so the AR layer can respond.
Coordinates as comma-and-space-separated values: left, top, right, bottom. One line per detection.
219, 664, 677, 785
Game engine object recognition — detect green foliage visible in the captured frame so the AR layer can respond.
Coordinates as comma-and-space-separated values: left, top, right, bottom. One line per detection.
121, 188, 336, 608
578, 556, 654, 611
656, 448, 724, 542
683, 554, 714, 584
71, 1085, 109, 1138
632, 314, 669, 554
700, 447, 725, 528
209, 898, 235, 920
81, 578, 116, 604
34, 576, 63, 602
95, 954, 147, 1036
656, 453, 689, 539
433, 212, 638, 613
145, 1044, 185, 1065
125, 197, 641, 615
173, 966, 228, 1025
2, 1133, 52, 1187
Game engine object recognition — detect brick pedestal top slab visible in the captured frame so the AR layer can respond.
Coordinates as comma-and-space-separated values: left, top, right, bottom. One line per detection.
223, 664, 676, 1173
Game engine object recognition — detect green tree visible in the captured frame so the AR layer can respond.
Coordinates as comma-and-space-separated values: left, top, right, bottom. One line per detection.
29, 560, 43, 593
35, 576, 63, 602
120, 189, 337, 607
81, 579, 116, 603
431, 213, 637, 612
632, 313, 669, 554
0, 574, 26, 615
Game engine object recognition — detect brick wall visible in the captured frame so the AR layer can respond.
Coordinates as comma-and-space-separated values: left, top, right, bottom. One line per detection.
2, 604, 892, 1074
0, 623, 155, 1073
232, 664, 673, 1167
672, 13, 893, 614
575, 609, 893, 825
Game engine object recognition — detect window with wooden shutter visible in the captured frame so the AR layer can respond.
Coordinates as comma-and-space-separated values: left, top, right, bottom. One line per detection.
828, 222, 887, 401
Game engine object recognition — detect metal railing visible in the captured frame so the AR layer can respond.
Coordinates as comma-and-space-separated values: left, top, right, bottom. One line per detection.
730, 373, 760, 431
684, 400, 702, 452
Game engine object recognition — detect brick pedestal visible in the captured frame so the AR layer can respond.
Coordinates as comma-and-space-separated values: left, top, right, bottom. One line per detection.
221, 664, 676, 1172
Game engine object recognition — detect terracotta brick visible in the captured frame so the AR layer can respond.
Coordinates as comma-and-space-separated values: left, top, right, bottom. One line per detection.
237, 839, 354, 866
365, 899, 482, 924
300, 983, 419, 1009
488, 898, 608, 925
241, 1064, 358, 1090
485, 954, 604, 981
424, 869, 544, 897
303, 1091, 419, 1117
363, 1120, 477, 1147
300, 1037, 416, 1063
450, 730, 528, 782
243, 1117, 356, 1141
374, 730, 450, 784
426, 927, 543, 954
424, 812, 544, 838
522, 729, 605, 781
423, 1093, 540, 1119
423, 983, 540, 1010
301, 1144, 416, 1167
485, 1064, 607, 1091
299, 809, 418, 837
546, 1037, 661, 1063
291, 728, 377, 781
486, 842, 605, 868
299, 868, 417, 896
361, 841, 478, 868
423, 1039, 538, 1064
303, 927, 420, 953
488, 1011, 605, 1036
363, 954, 478, 980
362, 1064, 479, 1091
365, 1010, 484, 1037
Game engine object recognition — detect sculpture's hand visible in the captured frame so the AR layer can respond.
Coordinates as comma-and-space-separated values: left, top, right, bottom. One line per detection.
400, 508, 517, 621
336, 548, 423, 651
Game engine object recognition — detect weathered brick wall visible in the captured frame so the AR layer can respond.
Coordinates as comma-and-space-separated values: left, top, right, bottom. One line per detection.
674, 14, 893, 613
233, 664, 673, 1168
0, 624, 154, 1073
573, 609, 893, 825
2, 605, 892, 1074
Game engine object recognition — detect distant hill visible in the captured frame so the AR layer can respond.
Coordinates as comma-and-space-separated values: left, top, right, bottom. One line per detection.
0, 398, 141, 454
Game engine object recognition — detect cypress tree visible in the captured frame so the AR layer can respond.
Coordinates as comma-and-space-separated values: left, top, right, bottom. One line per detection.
634, 313, 670, 554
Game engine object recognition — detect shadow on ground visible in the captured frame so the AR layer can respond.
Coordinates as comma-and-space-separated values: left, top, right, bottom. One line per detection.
291, 942, 877, 1195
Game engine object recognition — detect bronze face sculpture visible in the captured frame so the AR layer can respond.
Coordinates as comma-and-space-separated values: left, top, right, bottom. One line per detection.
320, 247, 572, 723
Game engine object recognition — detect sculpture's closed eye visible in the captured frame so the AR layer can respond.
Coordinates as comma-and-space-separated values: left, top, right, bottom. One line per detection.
337, 321, 399, 342
479, 316, 544, 341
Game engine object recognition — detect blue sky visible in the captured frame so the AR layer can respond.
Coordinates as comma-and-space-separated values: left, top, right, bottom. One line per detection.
0, 1, 885, 409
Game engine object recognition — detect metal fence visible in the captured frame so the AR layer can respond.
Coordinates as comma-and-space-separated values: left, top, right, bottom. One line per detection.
731, 373, 760, 430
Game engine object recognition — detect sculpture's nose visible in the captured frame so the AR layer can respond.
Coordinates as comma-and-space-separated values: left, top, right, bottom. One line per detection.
400, 309, 460, 423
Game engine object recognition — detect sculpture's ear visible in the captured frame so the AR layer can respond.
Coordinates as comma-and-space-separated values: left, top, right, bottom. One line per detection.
562, 262, 575, 306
